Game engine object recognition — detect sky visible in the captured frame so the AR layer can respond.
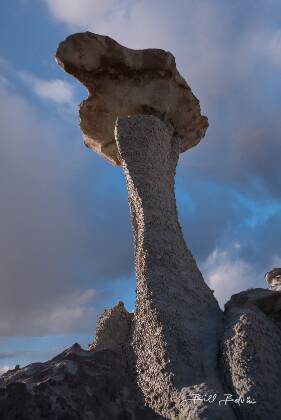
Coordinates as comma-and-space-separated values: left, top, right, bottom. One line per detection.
0, 0, 281, 374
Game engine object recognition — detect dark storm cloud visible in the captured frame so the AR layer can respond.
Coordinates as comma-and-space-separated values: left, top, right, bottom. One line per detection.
177, 57, 281, 274
0, 83, 133, 336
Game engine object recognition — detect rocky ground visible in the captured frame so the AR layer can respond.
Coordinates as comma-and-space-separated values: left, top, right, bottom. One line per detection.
0, 303, 160, 420
1, 288, 281, 420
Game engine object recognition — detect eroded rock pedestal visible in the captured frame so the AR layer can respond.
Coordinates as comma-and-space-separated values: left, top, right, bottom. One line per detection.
55, 33, 234, 418
1, 32, 280, 420
115, 115, 234, 419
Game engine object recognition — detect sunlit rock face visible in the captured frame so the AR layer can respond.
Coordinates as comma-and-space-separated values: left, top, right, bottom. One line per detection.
88, 300, 133, 353
114, 115, 234, 419
55, 31, 208, 165
222, 288, 281, 420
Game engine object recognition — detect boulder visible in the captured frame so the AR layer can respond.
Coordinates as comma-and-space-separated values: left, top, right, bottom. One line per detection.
221, 288, 281, 420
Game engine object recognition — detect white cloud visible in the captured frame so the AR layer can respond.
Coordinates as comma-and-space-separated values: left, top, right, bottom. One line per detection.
33, 78, 74, 104
0, 57, 12, 87
46, 0, 129, 28
29, 289, 98, 335
0, 271, 98, 335
203, 247, 263, 308
0, 74, 10, 87
0, 56, 11, 71
19, 72, 75, 104
244, 27, 281, 71
44, 0, 271, 106
271, 254, 281, 268
0, 366, 10, 376
266, 30, 281, 69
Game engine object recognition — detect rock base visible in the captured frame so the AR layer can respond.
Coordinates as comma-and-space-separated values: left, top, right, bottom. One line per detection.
1, 291, 281, 419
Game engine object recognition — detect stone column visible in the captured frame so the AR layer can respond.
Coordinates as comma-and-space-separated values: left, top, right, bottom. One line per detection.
115, 115, 235, 419
56, 32, 238, 419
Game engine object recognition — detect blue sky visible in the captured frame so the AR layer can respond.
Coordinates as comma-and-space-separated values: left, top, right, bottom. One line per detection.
0, 0, 281, 373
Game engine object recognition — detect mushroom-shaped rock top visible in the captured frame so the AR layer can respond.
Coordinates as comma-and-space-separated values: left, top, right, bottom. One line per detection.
56, 32, 208, 165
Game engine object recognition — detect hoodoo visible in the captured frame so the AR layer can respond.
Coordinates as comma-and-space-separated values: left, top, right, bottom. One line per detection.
1, 31, 281, 420
56, 32, 235, 419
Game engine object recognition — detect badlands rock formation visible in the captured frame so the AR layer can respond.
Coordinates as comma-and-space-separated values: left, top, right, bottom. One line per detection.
56, 32, 235, 419
0, 304, 161, 420
222, 288, 281, 419
55, 32, 208, 165
1, 33, 281, 420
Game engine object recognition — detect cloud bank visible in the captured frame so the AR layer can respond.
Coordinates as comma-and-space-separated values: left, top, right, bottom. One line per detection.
19, 73, 76, 104
0, 76, 133, 336
0, 1, 280, 343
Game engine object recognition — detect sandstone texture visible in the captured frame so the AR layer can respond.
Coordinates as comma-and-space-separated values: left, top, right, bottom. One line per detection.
221, 288, 281, 420
56, 32, 208, 165
115, 115, 235, 419
1, 287, 281, 419
88, 300, 133, 353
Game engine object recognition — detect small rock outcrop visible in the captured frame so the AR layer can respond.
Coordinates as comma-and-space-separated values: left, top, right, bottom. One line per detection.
0, 308, 160, 420
221, 288, 281, 420
88, 300, 133, 353
265, 267, 281, 291
1, 286, 281, 419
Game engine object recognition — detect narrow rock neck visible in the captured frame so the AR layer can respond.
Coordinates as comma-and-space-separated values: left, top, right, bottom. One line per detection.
115, 115, 232, 419
115, 115, 211, 296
